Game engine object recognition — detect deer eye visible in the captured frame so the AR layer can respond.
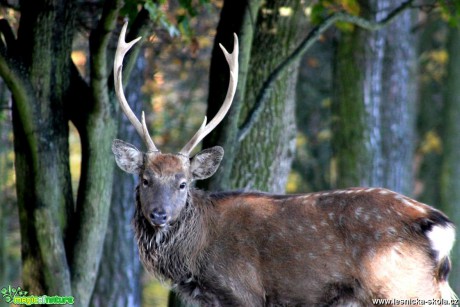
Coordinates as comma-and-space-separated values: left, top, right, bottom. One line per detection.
179, 182, 187, 190
142, 179, 149, 187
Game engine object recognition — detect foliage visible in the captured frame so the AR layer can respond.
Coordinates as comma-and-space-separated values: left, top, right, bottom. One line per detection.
310, 0, 360, 31
439, 0, 460, 26
420, 49, 449, 83
144, 0, 180, 37
141, 0, 212, 39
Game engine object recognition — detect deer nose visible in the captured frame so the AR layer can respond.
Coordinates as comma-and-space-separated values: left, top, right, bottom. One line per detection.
150, 209, 168, 226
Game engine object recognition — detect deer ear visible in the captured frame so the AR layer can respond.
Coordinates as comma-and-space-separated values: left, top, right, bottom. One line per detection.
190, 146, 224, 181
112, 139, 143, 174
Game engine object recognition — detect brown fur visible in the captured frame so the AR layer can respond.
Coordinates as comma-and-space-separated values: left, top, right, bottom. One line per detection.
133, 188, 456, 306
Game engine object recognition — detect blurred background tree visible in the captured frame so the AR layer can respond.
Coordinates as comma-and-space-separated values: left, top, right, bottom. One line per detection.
1, 0, 460, 306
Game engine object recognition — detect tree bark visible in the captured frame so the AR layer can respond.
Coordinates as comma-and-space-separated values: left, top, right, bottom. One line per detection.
0, 1, 147, 306
90, 10, 151, 306
206, 0, 308, 193
90, 53, 144, 307
202, 0, 263, 191
416, 19, 445, 205
11, 0, 76, 295
439, 25, 460, 294
332, 0, 417, 195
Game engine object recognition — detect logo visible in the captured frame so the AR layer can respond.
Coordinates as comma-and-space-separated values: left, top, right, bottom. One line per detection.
1, 285, 74, 305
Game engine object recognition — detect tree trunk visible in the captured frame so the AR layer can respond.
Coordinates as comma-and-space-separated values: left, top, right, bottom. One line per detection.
416, 19, 446, 205
90, 53, 144, 307
202, 0, 263, 191
0, 79, 18, 307
230, 0, 307, 193
12, 0, 76, 296
205, 0, 308, 193
0, 1, 146, 306
439, 25, 460, 294
332, 0, 417, 195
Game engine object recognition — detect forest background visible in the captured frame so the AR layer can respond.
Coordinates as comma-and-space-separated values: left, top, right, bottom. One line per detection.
0, 0, 459, 306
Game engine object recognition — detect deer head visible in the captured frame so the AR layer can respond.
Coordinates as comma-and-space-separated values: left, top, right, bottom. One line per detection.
111, 23, 238, 227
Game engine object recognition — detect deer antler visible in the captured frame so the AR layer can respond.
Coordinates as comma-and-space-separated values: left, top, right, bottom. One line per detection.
114, 22, 158, 152
115, 22, 238, 155
179, 34, 239, 156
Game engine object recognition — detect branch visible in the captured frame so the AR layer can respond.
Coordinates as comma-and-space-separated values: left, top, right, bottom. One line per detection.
89, 0, 123, 101
0, 46, 36, 149
237, 0, 414, 142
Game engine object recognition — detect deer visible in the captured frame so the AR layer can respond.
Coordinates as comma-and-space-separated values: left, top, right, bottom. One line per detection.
111, 22, 457, 307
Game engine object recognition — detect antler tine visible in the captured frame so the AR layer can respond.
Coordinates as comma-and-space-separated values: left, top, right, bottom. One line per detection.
114, 22, 158, 152
179, 33, 239, 156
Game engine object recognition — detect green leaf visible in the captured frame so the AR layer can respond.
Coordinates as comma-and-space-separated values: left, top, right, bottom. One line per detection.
440, 0, 460, 26
120, 0, 140, 23
310, 4, 326, 25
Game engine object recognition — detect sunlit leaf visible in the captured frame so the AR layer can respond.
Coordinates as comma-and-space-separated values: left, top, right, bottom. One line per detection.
420, 130, 443, 154
342, 0, 360, 15
335, 21, 355, 32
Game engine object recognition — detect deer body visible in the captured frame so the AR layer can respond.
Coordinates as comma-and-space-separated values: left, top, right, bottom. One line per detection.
131, 178, 456, 306
112, 23, 457, 306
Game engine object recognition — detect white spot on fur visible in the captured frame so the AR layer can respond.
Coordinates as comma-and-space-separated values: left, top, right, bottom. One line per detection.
394, 195, 427, 213
427, 224, 456, 261
355, 207, 363, 219
364, 188, 376, 192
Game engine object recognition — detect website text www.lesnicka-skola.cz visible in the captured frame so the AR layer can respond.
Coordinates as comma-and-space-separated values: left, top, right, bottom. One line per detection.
372, 298, 459, 306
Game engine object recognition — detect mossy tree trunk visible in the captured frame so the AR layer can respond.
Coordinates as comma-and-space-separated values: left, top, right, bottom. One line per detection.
416, 19, 446, 206
202, 0, 263, 191
0, 1, 150, 306
10, 0, 77, 297
439, 24, 460, 294
0, 79, 18, 307
332, 0, 417, 195
90, 50, 147, 307
205, 0, 309, 193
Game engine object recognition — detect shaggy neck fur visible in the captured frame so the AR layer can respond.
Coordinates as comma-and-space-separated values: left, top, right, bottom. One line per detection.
133, 187, 212, 284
